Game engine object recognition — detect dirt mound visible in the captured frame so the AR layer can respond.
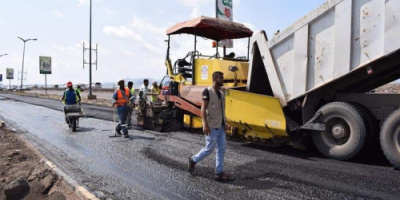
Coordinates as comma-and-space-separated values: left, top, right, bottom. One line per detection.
371, 83, 400, 93
0, 129, 78, 200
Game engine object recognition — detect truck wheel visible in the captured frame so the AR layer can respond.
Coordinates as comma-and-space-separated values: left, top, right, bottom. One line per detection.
351, 103, 378, 152
72, 118, 77, 132
380, 109, 400, 169
312, 102, 366, 160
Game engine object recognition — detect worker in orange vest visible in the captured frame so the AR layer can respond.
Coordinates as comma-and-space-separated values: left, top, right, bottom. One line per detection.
112, 79, 133, 138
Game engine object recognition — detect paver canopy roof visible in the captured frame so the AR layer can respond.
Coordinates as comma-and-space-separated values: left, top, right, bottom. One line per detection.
166, 16, 253, 41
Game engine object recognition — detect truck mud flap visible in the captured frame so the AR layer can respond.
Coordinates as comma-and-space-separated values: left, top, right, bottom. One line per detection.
300, 111, 325, 131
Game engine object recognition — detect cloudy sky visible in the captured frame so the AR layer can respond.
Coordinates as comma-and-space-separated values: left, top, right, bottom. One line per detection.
0, 0, 325, 85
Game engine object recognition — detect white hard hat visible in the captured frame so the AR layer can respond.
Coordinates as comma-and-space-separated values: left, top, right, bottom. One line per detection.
117, 78, 125, 83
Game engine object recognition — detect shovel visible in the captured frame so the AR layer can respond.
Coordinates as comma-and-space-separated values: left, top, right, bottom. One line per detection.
109, 107, 121, 138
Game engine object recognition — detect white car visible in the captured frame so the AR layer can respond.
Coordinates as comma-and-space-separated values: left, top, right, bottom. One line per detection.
92, 82, 102, 89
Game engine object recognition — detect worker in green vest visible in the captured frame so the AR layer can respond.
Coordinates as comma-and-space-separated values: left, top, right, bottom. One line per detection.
150, 81, 160, 102
127, 81, 135, 129
76, 84, 83, 97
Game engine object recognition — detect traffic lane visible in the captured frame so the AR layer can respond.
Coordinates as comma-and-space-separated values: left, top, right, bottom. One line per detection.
0, 92, 127, 122
25, 89, 114, 100
1, 95, 400, 199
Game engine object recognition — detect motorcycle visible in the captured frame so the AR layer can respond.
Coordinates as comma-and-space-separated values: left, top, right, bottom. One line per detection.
63, 105, 83, 132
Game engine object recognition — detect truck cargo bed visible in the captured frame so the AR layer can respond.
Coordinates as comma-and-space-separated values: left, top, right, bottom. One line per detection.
247, 0, 400, 106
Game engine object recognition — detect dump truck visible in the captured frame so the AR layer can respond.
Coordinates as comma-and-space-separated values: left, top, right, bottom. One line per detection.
137, 16, 253, 131
225, 0, 400, 168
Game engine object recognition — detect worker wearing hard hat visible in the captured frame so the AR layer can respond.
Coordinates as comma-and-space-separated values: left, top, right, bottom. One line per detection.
61, 81, 81, 105
127, 81, 135, 129
112, 79, 133, 138
61, 81, 82, 125
150, 81, 160, 102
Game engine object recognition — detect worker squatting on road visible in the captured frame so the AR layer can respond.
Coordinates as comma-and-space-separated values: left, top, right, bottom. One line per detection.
188, 71, 234, 181
112, 79, 133, 138
127, 81, 135, 129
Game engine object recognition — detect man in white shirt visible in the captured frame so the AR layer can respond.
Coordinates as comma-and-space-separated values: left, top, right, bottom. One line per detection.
139, 79, 150, 101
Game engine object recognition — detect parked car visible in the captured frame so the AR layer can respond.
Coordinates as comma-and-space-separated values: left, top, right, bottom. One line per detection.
78, 84, 87, 90
22, 86, 31, 91
93, 82, 102, 89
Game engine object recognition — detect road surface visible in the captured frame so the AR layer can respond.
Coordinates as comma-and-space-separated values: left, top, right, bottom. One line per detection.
0, 93, 399, 200
26, 89, 115, 100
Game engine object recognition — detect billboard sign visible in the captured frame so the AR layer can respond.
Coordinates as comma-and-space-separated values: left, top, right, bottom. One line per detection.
217, 0, 233, 48
39, 56, 52, 74
6, 68, 14, 79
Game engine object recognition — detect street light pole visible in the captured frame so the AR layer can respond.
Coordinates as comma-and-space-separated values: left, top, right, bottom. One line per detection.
18, 37, 37, 91
87, 0, 96, 99
89, 0, 93, 97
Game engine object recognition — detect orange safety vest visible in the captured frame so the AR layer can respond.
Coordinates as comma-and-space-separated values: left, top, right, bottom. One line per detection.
115, 87, 130, 106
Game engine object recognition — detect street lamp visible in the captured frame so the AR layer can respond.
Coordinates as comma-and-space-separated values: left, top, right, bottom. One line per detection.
18, 37, 37, 91
0, 54, 7, 58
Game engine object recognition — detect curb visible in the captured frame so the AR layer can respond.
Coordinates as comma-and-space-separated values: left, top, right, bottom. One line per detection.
43, 161, 99, 200
2, 121, 99, 200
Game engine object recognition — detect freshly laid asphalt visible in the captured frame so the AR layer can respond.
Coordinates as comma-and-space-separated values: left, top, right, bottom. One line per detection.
0, 93, 399, 200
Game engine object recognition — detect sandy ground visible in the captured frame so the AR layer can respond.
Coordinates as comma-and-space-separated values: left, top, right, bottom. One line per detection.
0, 129, 79, 200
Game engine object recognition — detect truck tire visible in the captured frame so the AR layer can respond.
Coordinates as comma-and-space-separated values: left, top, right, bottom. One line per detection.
312, 102, 366, 160
351, 103, 378, 152
380, 109, 400, 169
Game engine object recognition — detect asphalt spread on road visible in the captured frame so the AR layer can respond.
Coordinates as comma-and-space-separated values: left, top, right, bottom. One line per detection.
0, 93, 399, 200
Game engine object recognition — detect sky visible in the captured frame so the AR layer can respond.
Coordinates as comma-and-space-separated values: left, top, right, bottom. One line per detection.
0, 0, 326, 86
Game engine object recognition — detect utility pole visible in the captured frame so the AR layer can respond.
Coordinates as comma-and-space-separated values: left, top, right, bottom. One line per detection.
87, 0, 96, 99
18, 37, 37, 91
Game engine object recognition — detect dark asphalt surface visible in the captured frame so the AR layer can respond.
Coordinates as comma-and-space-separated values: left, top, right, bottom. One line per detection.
0, 93, 399, 200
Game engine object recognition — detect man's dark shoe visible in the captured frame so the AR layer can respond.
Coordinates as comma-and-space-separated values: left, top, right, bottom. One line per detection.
188, 156, 196, 173
214, 173, 234, 181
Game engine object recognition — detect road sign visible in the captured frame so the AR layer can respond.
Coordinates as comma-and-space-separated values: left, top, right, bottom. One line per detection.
6, 68, 14, 79
39, 56, 52, 74
217, 0, 233, 48
0, 74, 2, 82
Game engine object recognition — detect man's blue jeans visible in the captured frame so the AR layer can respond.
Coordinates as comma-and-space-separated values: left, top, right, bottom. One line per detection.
193, 125, 226, 174
116, 105, 129, 134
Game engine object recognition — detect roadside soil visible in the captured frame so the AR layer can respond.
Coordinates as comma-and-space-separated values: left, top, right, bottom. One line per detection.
0, 129, 79, 200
